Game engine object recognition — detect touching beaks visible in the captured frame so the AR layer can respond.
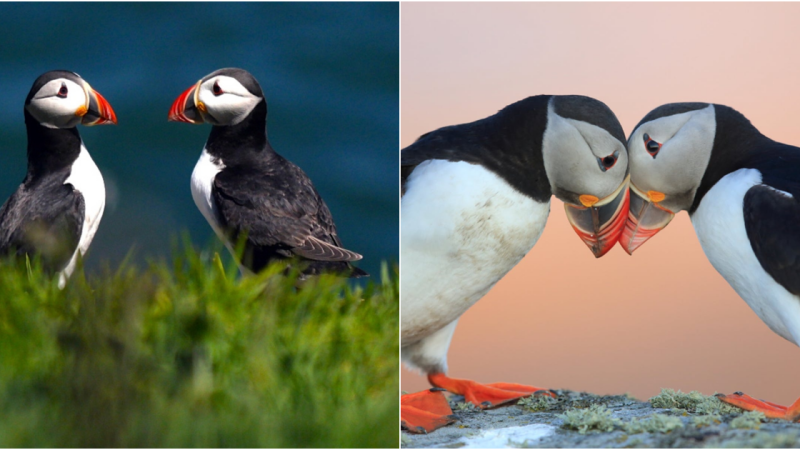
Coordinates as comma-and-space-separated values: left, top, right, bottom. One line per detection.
79, 84, 117, 126
168, 80, 204, 124
564, 174, 631, 258
618, 183, 675, 255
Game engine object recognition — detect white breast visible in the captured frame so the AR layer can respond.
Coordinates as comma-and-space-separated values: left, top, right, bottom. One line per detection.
60, 143, 105, 287
692, 168, 800, 346
190, 148, 228, 243
401, 160, 550, 346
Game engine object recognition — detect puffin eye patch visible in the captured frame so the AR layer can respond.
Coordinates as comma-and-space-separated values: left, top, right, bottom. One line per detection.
643, 133, 662, 158
56, 83, 68, 98
596, 150, 619, 172
212, 81, 223, 96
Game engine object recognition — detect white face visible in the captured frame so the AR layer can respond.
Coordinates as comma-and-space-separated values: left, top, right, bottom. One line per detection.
627, 105, 716, 212
196, 75, 262, 126
542, 101, 628, 202
26, 78, 87, 129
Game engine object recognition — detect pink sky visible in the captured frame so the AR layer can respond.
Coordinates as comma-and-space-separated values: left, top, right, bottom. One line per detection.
401, 2, 800, 403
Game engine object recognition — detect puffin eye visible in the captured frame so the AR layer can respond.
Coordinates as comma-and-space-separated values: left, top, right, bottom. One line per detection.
56, 83, 68, 98
643, 133, 662, 158
212, 81, 222, 96
597, 150, 619, 172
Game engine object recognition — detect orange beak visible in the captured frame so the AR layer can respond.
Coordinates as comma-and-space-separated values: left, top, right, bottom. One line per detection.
619, 184, 675, 254
564, 175, 630, 258
168, 81, 203, 124
81, 87, 117, 126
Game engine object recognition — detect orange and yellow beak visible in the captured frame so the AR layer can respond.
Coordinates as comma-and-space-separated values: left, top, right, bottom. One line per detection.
564, 175, 630, 258
618, 184, 675, 254
78, 84, 117, 126
168, 81, 204, 124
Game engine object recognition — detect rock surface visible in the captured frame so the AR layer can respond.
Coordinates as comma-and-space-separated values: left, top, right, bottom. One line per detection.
402, 390, 800, 448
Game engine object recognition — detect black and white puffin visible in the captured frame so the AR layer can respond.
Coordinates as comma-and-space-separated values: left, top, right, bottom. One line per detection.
621, 102, 800, 420
168, 68, 366, 278
401, 95, 631, 433
0, 70, 116, 287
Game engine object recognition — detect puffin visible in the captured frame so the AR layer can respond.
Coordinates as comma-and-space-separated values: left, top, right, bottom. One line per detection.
168, 68, 366, 278
401, 95, 631, 433
621, 102, 800, 421
0, 70, 117, 288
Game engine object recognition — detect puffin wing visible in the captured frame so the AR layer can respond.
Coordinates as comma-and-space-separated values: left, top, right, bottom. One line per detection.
743, 183, 800, 296
212, 165, 361, 262
0, 182, 84, 272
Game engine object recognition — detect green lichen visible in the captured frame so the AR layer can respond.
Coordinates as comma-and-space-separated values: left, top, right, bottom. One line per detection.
558, 404, 621, 434
623, 414, 684, 434
716, 431, 800, 448
649, 389, 743, 415
729, 411, 766, 430
518, 394, 556, 412
400, 434, 412, 446
453, 402, 480, 412
692, 414, 722, 428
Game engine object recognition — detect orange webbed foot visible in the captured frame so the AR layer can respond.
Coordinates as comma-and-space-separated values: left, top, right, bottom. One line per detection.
401, 388, 457, 434
428, 373, 555, 409
716, 392, 800, 421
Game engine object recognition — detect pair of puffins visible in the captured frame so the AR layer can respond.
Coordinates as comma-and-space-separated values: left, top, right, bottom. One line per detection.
0, 69, 366, 288
401, 96, 800, 432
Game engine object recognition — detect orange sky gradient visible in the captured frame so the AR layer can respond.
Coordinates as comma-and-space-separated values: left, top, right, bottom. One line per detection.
401, 2, 800, 403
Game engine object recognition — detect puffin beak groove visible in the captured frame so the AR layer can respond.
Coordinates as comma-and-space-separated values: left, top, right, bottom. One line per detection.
565, 174, 631, 258
168, 81, 203, 124
81, 85, 117, 126
619, 184, 675, 255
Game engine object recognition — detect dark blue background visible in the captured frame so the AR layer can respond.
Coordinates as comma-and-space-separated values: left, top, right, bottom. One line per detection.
0, 3, 399, 277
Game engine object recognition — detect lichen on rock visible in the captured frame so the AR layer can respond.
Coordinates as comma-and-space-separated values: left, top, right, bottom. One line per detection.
623, 414, 685, 434
558, 404, 621, 434
650, 388, 743, 415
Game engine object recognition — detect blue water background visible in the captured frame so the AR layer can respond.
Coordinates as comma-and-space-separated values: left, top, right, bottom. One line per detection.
0, 3, 399, 277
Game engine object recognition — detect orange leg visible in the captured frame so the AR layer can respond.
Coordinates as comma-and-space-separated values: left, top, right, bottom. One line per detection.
401, 388, 457, 434
716, 392, 800, 421
428, 372, 555, 409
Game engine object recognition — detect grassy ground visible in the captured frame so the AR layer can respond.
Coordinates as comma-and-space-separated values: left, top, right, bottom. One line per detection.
0, 242, 398, 447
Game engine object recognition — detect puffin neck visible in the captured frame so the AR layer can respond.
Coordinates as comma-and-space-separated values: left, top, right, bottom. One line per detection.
24, 110, 82, 179
204, 100, 271, 164
689, 105, 772, 214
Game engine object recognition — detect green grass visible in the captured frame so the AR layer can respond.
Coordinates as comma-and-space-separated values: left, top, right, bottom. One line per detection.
0, 242, 398, 447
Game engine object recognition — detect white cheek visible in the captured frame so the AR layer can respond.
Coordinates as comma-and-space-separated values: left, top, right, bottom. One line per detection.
543, 111, 626, 198
198, 90, 261, 126
629, 106, 715, 197
27, 95, 84, 128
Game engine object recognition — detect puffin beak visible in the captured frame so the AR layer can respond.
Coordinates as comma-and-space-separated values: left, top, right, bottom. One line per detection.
564, 174, 630, 258
618, 184, 675, 255
168, 81, 204, 124
79, 84, 117, 126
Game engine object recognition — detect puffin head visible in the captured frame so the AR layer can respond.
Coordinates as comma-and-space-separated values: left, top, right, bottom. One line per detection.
545, 95, 630, 258
620, 103, 716, 254
25, 70, 117, 129
168, 68, 264, 126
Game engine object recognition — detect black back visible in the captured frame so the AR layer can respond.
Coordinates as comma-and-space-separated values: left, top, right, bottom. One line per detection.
212, 152, 364, 276
401, 95, 552, 202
